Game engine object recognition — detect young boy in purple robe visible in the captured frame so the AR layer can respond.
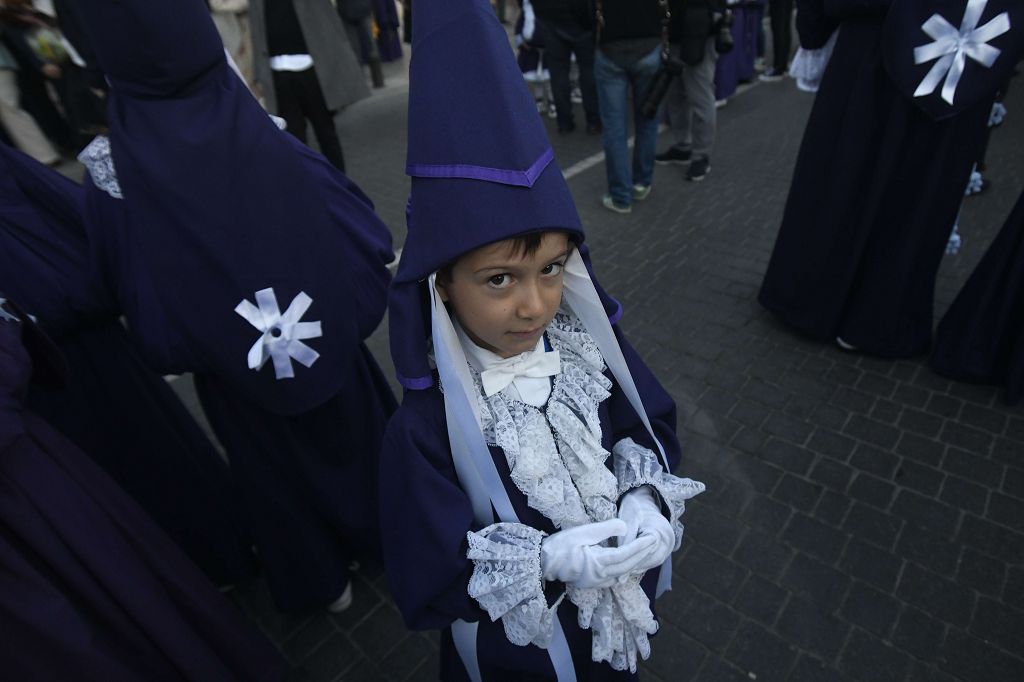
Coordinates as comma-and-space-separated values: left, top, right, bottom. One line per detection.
380, 1, 704, 679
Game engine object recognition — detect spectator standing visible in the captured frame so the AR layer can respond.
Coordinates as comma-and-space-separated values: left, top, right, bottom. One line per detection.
532, 0, 600, 135
337, 0, 386, 88
760, 0, 793, 81
210, 0, 255, 90
0, 40, 58, 163
251, 0, 369, 172
594, 0, 664, 214
655, 0, 724, 181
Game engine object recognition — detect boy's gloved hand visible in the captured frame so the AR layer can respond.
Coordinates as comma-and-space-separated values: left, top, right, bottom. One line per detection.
541, 519, 659, 589
616, 486, 675, 573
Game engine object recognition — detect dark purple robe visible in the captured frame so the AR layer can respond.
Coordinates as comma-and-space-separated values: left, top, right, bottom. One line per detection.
380, 330, 681, 681
931, 188, 1024, 405
374, 0, 405, 62
76, 0, 397, 610
0, 310, 287, 681
758, 0, 1023, 357
0, 142, 255, 587
715, 2, 764, 101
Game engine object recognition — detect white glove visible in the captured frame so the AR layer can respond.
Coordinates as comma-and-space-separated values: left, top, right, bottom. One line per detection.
541, 518, 660, 589
616, 486, 675, 573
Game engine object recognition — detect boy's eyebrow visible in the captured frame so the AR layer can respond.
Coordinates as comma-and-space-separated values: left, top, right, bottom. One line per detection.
472, 249, 572, 275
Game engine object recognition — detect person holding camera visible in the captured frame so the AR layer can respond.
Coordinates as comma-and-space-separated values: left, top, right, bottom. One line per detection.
654, 0, 727, 182
594, 0, 664, 214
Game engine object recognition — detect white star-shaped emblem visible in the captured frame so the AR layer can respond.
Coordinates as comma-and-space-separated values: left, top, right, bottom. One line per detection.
235, 288, 322, 380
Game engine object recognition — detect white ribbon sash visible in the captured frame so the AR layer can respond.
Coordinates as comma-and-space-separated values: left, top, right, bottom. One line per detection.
235, 287, 322, 380
913, 0, 1010, 105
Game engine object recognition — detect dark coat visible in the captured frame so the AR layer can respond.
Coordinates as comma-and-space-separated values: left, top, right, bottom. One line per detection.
250, 0, 370, 113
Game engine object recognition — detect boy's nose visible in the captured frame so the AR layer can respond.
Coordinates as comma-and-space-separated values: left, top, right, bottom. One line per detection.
517, 282, 546, 319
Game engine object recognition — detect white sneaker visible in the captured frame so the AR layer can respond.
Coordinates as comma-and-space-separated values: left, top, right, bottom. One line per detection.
327, 582, 354, 614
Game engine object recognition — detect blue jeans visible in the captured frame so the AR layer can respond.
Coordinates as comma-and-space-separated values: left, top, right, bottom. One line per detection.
594, 45, 663, 207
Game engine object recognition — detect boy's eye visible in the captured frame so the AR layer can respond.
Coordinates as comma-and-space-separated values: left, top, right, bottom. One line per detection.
488, 274, 512, 288
542, 262, 565, 276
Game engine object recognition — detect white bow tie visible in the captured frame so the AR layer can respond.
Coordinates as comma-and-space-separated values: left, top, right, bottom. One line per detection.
480, 349, 561, 398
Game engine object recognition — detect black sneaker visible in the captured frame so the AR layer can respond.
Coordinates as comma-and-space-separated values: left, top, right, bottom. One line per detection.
686, 157, 710, 182
655, 147, 692, 165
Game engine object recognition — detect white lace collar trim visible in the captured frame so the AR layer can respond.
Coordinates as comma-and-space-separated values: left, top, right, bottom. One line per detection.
468, 309, 617, 529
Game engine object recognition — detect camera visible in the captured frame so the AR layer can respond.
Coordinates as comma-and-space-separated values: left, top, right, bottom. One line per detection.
640, 54, 686, 119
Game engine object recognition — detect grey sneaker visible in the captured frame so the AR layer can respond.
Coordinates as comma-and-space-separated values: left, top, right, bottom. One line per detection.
759, 68, 785, 82
632, 184, 652, 201
601, 194, 632, 214
686, 157, 710, 182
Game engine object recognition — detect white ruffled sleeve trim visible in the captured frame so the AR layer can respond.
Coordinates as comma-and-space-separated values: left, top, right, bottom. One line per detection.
466, 523, 561, 648
613, 438, 705, 551
78, 135, 123, 200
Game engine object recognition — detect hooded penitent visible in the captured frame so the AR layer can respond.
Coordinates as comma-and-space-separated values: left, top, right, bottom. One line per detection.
74, 0, 394, 416
385, 0, 694, 678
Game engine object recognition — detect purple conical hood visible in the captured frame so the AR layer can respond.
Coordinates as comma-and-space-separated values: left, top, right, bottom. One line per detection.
389, 0, 623, 389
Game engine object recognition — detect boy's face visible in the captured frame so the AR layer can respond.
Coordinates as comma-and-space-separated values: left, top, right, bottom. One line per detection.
437, 232, 571, 359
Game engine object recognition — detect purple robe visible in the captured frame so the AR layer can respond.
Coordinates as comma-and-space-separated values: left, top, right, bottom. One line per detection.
374, 0, 404, 62
0, 143, 255, 587
931, 188, 1024, 405
758, 0, 1024, 357
380, 329, 682, 680
0, 310, 286, 681
76, 0, 397, 610
715, 2, 764, 100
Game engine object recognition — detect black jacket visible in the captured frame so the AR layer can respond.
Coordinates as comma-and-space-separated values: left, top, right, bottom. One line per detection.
669, 0, 725, 64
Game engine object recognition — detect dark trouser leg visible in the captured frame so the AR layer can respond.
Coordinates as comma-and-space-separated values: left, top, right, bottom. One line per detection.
271, 69, 308, 144
541, 22, 575, 131
769, 0, 793, 74
296, 67, 346, 173
571, 29, 600, 126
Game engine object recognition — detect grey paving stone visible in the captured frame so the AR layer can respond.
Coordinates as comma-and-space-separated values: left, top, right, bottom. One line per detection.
958, 514, 1024, 563
849, 444, 901, 479
838, 629, 912, 682
890, 490, 960, 537
774, 475, 823, 513
813, 490, 851, 528
809, 457, 855, 491
788, 655, 847, 682
781, 554, 851, 612
732, 574, 788, 626
839, 581, 901, 640
956, 547, 1006, 598
939, 628, 1024, 682
837, 539, 902, 595
896, 564, 976, 628
776, 596, 850, 660
677, 544, 748, 602
843, 502, 903, 550
781, 512, 847, 563
894, 527, 961, 579
891, 606, 947, 664
725, 621, 798, 682
893, 460, 945, 497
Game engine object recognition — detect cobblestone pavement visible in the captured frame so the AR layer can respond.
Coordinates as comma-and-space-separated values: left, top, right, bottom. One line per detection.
178, 64, 1024, 682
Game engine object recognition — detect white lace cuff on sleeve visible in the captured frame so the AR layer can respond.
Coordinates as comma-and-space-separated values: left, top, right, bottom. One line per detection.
612, 437, 706, 551
466, 522, 561, 648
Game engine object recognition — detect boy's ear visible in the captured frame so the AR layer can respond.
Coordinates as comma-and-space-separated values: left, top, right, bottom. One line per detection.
435, 278, 450, 302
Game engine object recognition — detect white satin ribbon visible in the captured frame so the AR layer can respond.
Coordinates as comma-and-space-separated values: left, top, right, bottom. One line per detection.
235, 287, 322, 380
479, 349, 561, 399
913, 0, 1010, 105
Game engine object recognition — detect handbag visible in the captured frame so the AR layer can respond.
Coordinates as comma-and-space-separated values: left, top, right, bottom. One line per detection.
640, 0, 684, 119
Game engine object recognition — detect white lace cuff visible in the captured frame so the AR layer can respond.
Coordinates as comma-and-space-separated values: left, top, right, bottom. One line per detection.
613, 438, 705, 551
78, 135, 123, 200
466, 523, 560, 648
